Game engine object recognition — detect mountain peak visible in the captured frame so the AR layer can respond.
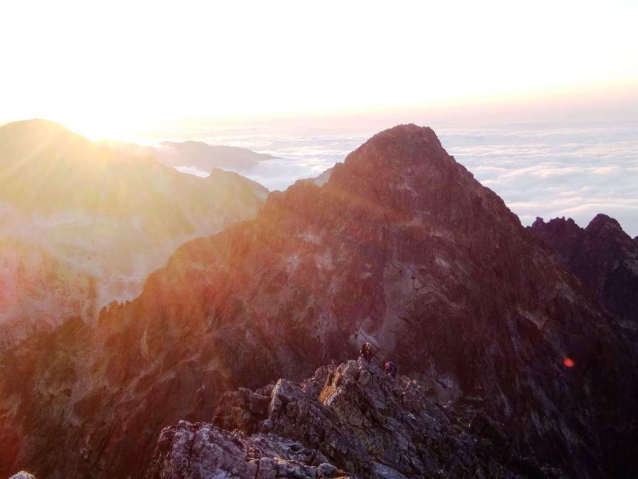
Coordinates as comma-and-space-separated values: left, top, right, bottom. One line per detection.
326, 123, 467, 194
344, 124, 445, 169
369, 122, 438, 140
530, 216, 580, 235
0, 118, 71, 136
0, 119, 80, 159
531, 216, 546, 227
586, 213, 624, 234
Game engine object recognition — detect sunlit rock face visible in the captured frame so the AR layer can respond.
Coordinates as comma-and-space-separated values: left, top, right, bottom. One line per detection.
148, 359, 565, 479
530, 214, 638, 330
1, 125, 636, 478
0, 119, 268, 346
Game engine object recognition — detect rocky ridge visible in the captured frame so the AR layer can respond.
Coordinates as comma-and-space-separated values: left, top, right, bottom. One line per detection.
148, 358, 565, 478
1, 125, 636, 478
530, 214, 638, 329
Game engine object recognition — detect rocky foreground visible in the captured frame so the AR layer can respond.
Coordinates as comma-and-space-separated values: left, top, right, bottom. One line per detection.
147, 358, 565, 479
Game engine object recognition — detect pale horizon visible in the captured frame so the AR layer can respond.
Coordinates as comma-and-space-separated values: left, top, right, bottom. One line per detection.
1, 0, 637, 141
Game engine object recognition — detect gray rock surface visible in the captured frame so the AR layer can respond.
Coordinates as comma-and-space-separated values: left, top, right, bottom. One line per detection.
147, 359, 565, 479
9, 472, 36, 479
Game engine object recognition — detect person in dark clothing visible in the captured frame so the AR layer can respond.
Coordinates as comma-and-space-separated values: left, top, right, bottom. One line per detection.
385, 361, 398, 379
359, 342, 374, 361
196, 384, 206, 409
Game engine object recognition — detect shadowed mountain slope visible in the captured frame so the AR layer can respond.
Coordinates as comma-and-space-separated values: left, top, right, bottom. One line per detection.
530, 214, 638, 330
1, 125, 635, 478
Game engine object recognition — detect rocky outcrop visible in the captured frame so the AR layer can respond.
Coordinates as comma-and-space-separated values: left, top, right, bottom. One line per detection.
0, 119, 268, 345
147, 423, 348, 479
1, 125, 636, 478
530, 214, 638, 329
9, 473, 36, 479
148, 359, 565, 478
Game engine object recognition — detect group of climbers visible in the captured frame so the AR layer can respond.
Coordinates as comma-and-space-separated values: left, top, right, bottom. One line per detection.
358, 342, 398, 378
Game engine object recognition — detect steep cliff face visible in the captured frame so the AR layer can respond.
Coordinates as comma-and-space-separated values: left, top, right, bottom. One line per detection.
530, 214, 638, 329
0, 119, 268, 344
148, 359, 565, 478
1, 125, 635, 478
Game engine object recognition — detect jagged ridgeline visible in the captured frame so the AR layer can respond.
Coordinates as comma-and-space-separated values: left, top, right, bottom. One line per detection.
147, 359, 566, 478
530, 214, 638, 331
1, 125, 636, 478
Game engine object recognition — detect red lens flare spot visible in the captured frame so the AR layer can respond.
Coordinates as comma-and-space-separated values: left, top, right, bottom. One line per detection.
563, 357, 575, 368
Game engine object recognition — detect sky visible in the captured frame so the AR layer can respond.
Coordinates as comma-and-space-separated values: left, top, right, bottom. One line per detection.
1, 1, 637, 234
1, 0, 637, 139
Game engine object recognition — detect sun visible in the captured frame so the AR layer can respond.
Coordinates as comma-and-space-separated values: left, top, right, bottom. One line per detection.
62, 115, 149, 142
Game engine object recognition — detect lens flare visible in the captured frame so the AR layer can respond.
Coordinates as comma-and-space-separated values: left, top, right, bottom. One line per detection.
563, 357, 575, 368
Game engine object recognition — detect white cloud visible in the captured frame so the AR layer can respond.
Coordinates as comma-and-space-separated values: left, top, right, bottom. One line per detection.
172, 122, 638, 237
440, 124, 638, 235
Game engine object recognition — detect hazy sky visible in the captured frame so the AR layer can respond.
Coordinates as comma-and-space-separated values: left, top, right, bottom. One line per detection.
1, 0, 637, 139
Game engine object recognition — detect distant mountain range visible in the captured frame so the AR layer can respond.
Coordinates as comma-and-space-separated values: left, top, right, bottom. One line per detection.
104, 139, 276, 175
1, 125, 636, 478
0, 119, 268, 346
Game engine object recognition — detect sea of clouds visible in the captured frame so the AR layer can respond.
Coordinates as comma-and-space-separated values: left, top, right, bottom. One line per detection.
178, 123, 638, 237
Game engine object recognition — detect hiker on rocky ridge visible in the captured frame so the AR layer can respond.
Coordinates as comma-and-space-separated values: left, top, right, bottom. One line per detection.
385, 361, 398, 379
359, 342, 374, 362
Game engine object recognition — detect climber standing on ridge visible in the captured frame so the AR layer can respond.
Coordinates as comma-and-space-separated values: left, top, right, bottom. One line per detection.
385, 361, 398, 379
359, 342, 374, 362
196, 384, 206, 409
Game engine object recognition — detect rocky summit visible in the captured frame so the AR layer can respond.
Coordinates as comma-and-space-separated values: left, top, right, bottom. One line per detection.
530, 214, 638, 330
1, 125, 636, 478
148, 359, 566, 479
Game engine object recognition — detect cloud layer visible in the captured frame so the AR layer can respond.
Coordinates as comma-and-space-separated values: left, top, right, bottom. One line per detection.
439, 125, 638, 236
189, 123, 638, 237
